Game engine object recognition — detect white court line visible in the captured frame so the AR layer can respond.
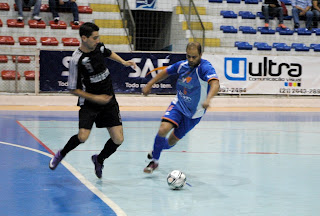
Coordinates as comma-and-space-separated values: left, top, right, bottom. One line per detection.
0, 141, 127, 216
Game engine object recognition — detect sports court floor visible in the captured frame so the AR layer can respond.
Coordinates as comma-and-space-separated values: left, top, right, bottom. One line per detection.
0, 107, 320, 216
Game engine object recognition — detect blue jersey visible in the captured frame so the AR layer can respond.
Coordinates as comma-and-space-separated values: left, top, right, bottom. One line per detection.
166, 59, 219, 119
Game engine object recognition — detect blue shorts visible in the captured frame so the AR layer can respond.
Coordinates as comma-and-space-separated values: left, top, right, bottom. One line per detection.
162, 102, 201, 139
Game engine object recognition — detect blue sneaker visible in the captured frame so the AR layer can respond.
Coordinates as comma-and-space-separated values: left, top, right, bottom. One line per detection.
91, 154, 104, 179
49, 150, 64, 170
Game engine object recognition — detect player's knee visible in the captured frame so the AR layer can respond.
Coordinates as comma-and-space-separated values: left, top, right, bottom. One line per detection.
77, 134, 88, 143
113, 136, 124, 145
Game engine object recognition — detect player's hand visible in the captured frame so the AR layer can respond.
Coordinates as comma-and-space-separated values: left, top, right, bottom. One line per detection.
142, 83, 152, 96
123, 60, 137, 69
202, 100, 210, 109
94, 94, 113, 104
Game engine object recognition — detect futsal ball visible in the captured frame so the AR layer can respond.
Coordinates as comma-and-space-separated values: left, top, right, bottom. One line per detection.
167, 170, 186, 190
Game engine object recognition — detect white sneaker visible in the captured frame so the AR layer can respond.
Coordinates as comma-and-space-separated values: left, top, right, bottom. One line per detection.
17, 16, 23, 22
33, 16, 42, 21
73, 21, 80, 25
54, 17, 60, 22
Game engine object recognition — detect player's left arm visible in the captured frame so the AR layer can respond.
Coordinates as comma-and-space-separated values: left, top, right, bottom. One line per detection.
108, 51, 137, 69
202, 79, 220, 109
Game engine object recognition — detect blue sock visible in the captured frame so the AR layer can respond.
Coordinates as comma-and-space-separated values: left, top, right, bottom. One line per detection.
152, 135, 166, 160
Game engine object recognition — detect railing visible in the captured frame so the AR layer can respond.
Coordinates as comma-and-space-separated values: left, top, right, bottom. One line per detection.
178, 0, 205, 51
116, 0, 136, 51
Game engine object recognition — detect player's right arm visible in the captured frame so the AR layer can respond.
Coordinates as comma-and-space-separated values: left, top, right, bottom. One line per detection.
142, 69, 169, 96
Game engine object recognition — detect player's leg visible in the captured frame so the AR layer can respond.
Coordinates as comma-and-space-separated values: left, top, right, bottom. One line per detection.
91, 103, 122, 178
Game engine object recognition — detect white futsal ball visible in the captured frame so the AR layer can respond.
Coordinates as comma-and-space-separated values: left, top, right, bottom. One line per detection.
167, 170, 186, 190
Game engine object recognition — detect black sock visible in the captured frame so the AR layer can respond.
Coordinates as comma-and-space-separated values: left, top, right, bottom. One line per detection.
97, 138, 120, 164
61, 135, 82, 156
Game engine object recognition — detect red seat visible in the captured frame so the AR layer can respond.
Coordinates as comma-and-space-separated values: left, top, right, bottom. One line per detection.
40, 4, 50, 12
0, 19, 2, 27
24, 71, 35, 80
28, 20, 46, 29
41, 37, 59, 46
12, 56, 31, 63
1, 70, 21, 80
0, 36, 15, 45
49, 20, 67, 29
62, 37, 80, 46
78, 6, 93, 14
19, 37, 37, 45
0, 3, 10, 11
14, 4, 31, 11
70, 21, 84, 29
7, 19, 25, 28
0, 55, 8, 63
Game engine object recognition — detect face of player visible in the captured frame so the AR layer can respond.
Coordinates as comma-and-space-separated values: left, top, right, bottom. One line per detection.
82, 31, 100, 52
186, 47, 202, 68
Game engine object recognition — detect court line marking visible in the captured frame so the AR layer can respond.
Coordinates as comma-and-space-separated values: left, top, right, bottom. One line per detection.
0, 141, 127, 216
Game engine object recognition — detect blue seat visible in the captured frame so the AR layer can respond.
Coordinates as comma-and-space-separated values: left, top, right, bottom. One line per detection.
313, 28, 320, 35
235, 41, 253, 50
220, 25, 238, 33
310, 44, 320, 51
226, 0, 241, 3
220, 10, 238, 18
238, 11, 256, 19
276, 27, 294, 35
281, 0, 292, 5
283, 15, 293, 20
239, 26, 257, 34
258, 27, 276, 34
296, 28, 312, 35
209, 0, 223, 2
256, 12, 275, 20
291, 43, 310, 51
254, 42, 272, 50
273, 43, 291, 51
245, 0, 259, 3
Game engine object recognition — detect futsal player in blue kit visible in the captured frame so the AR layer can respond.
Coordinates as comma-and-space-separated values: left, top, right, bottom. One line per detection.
142, 42, 220, 173
49, 22, 136, 178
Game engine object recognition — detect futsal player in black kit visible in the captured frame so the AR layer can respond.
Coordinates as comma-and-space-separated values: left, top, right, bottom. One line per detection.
49, 22, 136, 178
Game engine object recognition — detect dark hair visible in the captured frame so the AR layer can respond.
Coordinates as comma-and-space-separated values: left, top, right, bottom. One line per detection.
186, 42, 202, 55
79, 22, 99, 38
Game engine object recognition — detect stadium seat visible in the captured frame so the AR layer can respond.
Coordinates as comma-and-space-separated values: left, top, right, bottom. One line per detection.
0, 55, 8, 63
0, 36, 15, 45
276, 27, 294, 35
62, 38, 80, 46
78, 6, 93, 14
7, 19, 25, 28
226, 0, 241, 3
254, 42, 272, 50
273, 43, 291, 51
220, 25, 238, 33
291, 43, 310, 51
28, 20, 46, 28
0, 3, 10, 11
70, 21, 84, 29
19, 37, 37, 45
220, 11, 238, 18
40, 4, 50, 12
0, 19, 2, 27
49, 20, 67, 29
245, 0, 259, 3
296, 28, 312, 35
283, 15, 293, 20
12, 56, 31, 63
239, 26, 257, 34
310, 44, 320, 51
258, 27, 276, 34
256, 12, 275, 20
235, 41, 253, 50
41, 37, 59, 46
24, 71, 35, 80
281, 0, 292, 5
14, 4, 31, 11
1, 70, 21, 80
209, 0, 223, 2
238, 11, 256, 19
313, 29, 320, 35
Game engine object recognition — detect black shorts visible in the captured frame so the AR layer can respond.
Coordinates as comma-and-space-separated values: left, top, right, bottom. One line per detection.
79, 103, 122, 129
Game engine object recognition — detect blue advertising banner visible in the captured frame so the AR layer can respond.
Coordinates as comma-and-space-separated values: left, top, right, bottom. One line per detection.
40, 50, 186, 94
136, 0, 157, 9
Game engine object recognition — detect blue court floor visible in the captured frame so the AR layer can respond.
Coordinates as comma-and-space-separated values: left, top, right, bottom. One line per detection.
0, 109, 320, 216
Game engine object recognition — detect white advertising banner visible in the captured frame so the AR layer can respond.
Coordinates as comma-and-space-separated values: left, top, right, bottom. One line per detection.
203, 54, 320, 95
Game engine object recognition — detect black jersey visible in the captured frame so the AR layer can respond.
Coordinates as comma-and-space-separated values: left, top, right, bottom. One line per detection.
68, 43, 117, 107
